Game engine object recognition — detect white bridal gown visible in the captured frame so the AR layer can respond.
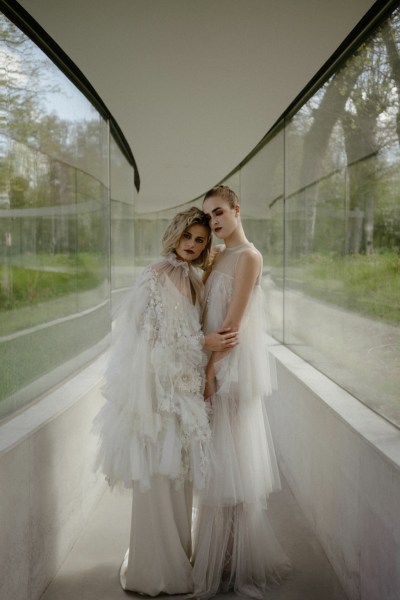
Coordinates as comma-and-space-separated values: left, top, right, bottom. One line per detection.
192, 242, 292, 599
93, 254, 211, 596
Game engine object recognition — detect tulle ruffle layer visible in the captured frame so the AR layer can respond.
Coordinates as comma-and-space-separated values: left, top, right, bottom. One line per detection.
200, 273, 281, 505
192, 502, 291, 599
195, 383, 281, 507
93, 256, 211, 492
192, 265, 291, 596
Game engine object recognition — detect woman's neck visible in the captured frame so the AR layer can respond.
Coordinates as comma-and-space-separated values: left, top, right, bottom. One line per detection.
224, 225, 248, 249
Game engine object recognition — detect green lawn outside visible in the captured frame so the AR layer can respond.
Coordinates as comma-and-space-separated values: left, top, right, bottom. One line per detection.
273, 251, 400, 325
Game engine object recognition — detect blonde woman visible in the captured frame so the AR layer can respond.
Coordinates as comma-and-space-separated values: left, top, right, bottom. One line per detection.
192, 187, 291, 598
93, 207, 237, 595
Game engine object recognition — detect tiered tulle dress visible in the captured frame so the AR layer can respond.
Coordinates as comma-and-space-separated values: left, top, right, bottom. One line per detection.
93, 253, 211, 596
192, 242, 291, 599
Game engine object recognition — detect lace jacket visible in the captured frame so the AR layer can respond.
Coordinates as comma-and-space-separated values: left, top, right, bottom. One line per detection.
93, 254, 210, 491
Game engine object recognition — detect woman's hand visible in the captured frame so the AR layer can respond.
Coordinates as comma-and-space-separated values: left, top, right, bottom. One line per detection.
203, 327, 238, 352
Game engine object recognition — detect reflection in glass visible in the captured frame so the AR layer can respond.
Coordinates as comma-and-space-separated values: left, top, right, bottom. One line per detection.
283, 8, 400, 424
0, 12, 121, 419
110, 136, 136, 292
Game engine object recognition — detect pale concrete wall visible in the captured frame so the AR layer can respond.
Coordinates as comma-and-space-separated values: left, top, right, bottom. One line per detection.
0, 355, 107, 600
267, 343, 400, 600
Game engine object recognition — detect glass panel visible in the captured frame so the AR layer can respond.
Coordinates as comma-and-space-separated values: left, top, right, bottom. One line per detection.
283, 8, 400, 425
0, 12, 111, 419
240, 132, 285, 341
110, 136, 136, 292
134, 212, 166, 266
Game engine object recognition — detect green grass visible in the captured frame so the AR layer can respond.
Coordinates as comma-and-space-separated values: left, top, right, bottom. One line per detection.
282, 251, 400, 325
11, 251, 105, 272
0, 261, 103, 311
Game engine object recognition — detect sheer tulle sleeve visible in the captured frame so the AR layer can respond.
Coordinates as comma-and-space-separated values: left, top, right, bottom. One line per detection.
93, 257, 210, 492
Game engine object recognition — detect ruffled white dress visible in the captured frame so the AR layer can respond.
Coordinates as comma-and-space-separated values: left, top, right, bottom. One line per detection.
93, 253, 210, 595
192, 242, 291, 599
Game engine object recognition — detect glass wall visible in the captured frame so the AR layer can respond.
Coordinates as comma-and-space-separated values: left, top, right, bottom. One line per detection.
110, 136, 136, 293
281, 8, 400, 425
0, 12, 137, 419
145, 5, 400, 428
239, 134, 285, 343
4, 3, 398, 428
276, 7, 399, 426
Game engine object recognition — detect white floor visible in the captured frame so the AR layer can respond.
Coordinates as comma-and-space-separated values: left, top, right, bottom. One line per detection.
39, 476, 348, 600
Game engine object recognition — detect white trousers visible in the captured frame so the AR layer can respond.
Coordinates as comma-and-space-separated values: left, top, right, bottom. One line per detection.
120, 475, 193, 595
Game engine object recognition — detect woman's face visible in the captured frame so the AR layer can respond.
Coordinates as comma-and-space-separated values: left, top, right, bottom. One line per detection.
202, 196, 238, 240
175, 224, 209, 262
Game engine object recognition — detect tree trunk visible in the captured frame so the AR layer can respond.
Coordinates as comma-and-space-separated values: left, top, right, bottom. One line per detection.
294, 61, 364, 256
381, 17, 400, 143
342, 109, 378, 254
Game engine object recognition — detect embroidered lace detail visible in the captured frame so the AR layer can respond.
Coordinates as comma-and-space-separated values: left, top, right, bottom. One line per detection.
94, 255, 210, 492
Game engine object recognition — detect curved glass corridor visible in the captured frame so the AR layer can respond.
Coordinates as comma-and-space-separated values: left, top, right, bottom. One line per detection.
1, 2, 399, 427
1, 3, 400, 600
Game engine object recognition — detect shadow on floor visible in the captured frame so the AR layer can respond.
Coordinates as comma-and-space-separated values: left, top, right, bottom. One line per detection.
40, 477, 348, 600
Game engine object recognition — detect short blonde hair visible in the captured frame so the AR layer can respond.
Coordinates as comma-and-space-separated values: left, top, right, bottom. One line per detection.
203, 184, 239, 208
162, 206, 212, 268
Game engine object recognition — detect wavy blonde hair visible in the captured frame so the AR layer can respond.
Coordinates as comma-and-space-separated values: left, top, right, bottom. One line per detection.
162, 206, 212, 268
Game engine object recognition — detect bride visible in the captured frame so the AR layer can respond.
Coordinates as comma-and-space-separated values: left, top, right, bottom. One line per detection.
192, 186, 292, 598
93, 206, 237, 595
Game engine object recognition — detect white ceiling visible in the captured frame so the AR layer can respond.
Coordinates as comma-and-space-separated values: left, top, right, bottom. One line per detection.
18, 0, 376, 212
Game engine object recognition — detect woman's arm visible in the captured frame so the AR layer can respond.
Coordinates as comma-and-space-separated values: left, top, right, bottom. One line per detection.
204, 249, 261, 399
220, 249, 261, 332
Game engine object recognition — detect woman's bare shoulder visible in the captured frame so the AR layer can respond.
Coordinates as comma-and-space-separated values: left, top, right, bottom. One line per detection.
236, 245, 262, 272
240, 245, 261, 261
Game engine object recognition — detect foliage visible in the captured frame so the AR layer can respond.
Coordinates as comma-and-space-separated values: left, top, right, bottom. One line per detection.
284, 251, 400, 325
286, 9, 400, 257
0, 253, 104, 311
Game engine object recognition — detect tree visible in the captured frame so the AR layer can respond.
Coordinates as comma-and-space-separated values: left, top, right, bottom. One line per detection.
342, 33, 395, 255
381, 12, 400, 144
289, 56, 364, 256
